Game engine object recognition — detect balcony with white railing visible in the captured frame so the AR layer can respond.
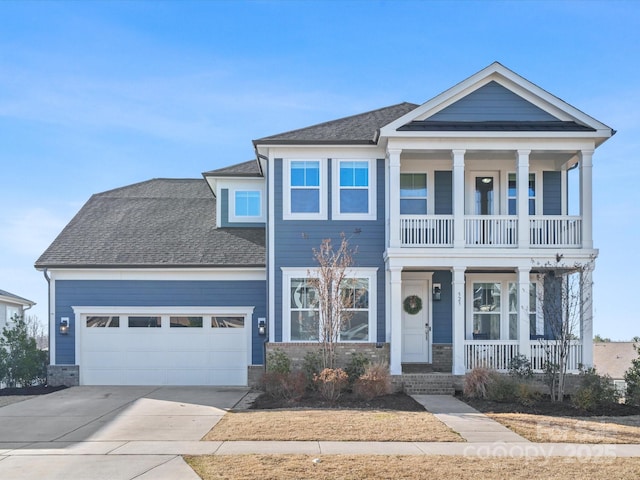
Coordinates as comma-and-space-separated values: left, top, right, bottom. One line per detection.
399, 215, 583, 248
529, 216, 582, 248
463, 340, 582, 373
400, 215, 453, 247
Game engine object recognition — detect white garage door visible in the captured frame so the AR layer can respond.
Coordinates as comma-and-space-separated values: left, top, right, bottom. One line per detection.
75, 307, 252, 386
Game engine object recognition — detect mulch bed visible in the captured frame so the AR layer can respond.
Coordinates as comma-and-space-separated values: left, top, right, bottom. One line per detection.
460, 394, 640, 417
0, 385, 67, 397
251, 391, 426, 411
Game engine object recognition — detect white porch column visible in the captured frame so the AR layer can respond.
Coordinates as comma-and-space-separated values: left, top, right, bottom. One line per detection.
517, 266, 531, 359
517, 150, 531, 249
581, 268, 594, 367
389, 266, 403, 375
388, 148, 402, 248
580, 149, 594, 249
452, 150, 466, 249
452, 266, 466, 374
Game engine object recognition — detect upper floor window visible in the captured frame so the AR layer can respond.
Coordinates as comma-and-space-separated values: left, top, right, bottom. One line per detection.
284, 159, 327, 219
234, 190, 261, 218
508, 173, 536, 215
332, 159, 376, 220
400, 173, 427, 214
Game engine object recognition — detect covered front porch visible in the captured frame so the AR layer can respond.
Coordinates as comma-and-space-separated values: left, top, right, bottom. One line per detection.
386, 262, 593, 376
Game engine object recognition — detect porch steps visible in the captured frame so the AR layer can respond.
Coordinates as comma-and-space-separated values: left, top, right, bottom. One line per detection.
401, 373, 455, 395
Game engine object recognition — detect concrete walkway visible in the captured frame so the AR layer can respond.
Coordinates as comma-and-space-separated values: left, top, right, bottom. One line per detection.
411, 394, 529, 443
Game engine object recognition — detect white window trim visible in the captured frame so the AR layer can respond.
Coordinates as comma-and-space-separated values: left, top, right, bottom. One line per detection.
465, 274, 540, 341
281, 267, 377, 342
229, 188, 265, 223
283, 158, 327, 220
331, 159, 376, 220
507, 171, 538, 215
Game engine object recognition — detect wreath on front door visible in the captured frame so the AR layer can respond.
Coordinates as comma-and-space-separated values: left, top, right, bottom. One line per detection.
403, 295, 423, 315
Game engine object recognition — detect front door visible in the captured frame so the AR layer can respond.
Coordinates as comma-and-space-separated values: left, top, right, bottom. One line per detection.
401, 280, 430, 363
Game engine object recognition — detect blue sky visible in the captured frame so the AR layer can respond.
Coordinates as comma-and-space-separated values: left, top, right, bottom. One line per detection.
0, 0, 638, 340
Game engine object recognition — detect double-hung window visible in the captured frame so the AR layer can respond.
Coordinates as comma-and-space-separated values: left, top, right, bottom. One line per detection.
333, 159, 375, 220
400, 173, 427, 214
285, 160, 326, 219
508, 173, 536, 215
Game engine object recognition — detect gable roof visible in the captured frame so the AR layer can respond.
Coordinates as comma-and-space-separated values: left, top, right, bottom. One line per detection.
35, 179, 265, 269
380, 62, 614, 145
0, 289, 35, 307
253, 102, 419, 145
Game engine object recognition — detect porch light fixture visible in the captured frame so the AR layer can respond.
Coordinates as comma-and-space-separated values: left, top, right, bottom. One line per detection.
433, 284, 441, 301
258, 318, 267, 336
59, 318, 69, 335
481, 177, 492, 184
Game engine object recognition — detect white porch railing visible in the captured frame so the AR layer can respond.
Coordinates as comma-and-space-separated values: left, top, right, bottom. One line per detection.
530, 340, 583, 373
464, 341, 519, 371
464, 340, 583, 372
529, 216, 582, 247
464, 216, 518, 247
400, 215, 453, 247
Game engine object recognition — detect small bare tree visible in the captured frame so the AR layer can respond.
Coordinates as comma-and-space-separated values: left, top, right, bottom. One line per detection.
308, 233, 356, 369
24, 315, 48, 350
535, 257, 593, 402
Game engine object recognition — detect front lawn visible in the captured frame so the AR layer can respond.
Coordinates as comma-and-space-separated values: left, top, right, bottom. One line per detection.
186, 454, 640, 480
204, 409, 462, 442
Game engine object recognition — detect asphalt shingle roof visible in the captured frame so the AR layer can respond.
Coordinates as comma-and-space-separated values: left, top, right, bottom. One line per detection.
203, 160, 262, 177
35, 179, 265, 268
253, 102, 419, 145
0, 289, 34, 305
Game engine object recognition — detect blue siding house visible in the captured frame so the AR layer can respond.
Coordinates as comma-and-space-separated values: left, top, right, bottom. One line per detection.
36, 62, 614, 386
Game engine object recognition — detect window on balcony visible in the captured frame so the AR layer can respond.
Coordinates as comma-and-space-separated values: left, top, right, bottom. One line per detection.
508, 173, 536, 215
400, 173, 427, 214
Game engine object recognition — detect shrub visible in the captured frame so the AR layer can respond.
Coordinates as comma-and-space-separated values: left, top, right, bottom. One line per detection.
266, 348, 291, 375
508, 355, 533, 380
514, 382, 542, 406
0, 315, 47, 388
314, 368, 349, 403
302, 350, 323, 390
353, 362, 391, 400
261, 371, 306, 402
486, 375, 518, 402
572, 367, 619, 412
345, 353, 370, 385
463, 367, 495, 399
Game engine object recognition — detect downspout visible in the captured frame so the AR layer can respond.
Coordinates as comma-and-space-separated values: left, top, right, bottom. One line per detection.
256, 152, 270, 368
42, 268, 51, 356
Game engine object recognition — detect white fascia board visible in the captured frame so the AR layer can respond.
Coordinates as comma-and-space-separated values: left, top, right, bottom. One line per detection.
384, 248, 598, 269
0, 295, 35, 307
379, 62, 613, 139
48, 268, 266, 281
268, 145, 386, 159
387, 136, 597, 152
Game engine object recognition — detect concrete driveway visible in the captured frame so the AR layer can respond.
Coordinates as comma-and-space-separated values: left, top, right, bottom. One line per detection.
0, 386, 249, 479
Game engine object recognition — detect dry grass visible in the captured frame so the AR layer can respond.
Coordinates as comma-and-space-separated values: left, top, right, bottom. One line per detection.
204, 409, 462, 442
185, 454, 640, 480
488, 413, 640, 443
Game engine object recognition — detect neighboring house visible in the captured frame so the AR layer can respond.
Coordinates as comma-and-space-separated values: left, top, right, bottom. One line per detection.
35, 62, 614, 387
594, 342, 637, 394
0, 289, 35, 330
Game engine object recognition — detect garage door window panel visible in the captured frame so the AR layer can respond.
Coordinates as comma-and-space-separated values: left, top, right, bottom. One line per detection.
128, 316, 161, 328
170, 316, 203, 328
86, 316, 120, 328
211, 316, 244, 328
